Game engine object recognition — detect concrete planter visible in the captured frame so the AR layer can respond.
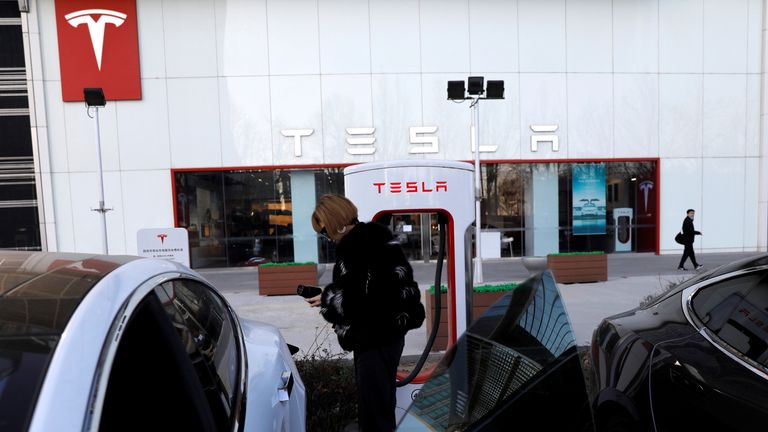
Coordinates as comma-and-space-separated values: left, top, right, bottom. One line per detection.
547, 253, 607, 283
425, 289, 510, 352
258, 263, 318, 296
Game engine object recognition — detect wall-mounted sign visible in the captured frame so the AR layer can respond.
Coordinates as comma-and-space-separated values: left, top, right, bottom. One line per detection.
55, 0, 142, 101
137, 228, 190, 267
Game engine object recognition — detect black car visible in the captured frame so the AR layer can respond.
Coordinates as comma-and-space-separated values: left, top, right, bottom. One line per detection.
591, 254, 768, 431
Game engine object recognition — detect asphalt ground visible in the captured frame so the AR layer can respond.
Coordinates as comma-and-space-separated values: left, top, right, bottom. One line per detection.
198, 251, 760, 358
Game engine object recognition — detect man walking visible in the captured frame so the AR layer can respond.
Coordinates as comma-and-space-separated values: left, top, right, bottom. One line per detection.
678, 209, 703, 270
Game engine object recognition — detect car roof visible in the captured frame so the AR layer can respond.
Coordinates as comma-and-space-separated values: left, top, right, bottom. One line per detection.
0, 250, 139, 335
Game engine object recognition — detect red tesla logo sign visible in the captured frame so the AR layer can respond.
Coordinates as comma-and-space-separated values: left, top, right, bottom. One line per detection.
373, 181, 448, 194
54, 0, 142, 101
157, 234, 168, 244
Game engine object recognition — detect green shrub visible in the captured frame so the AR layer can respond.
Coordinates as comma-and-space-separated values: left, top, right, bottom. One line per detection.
547, 251, 604, 256
428, 283, 519, 294
294, 325, 357, 432
260, 261, 317, 267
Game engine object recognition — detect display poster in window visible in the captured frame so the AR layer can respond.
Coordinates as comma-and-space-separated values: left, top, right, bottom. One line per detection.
572, 163, 606, 235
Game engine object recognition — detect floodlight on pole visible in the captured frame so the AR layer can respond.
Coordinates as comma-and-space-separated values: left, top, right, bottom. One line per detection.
446, 77, 505, 284
84, 87, 111, 254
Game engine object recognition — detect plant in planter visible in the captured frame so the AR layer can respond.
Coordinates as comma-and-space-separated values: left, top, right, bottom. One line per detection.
258, 261, 318, 296
425, 283, 519, 351
547, 251, 607, 283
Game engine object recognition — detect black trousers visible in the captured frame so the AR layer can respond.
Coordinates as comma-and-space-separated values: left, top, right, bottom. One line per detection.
353, 337, 404, 432
678, 243, 699, 268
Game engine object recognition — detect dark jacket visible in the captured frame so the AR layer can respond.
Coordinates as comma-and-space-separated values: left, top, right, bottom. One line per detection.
681, 217, 701, 245
320, 222, 425, 351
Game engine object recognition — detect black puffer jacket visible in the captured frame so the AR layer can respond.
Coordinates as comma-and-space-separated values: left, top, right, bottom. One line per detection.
320, 222, 425, 351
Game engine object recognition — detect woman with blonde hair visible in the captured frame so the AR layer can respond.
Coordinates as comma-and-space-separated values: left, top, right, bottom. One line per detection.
307, 194, 424, 431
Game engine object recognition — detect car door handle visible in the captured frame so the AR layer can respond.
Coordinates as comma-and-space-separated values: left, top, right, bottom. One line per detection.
278, 370, 294, 401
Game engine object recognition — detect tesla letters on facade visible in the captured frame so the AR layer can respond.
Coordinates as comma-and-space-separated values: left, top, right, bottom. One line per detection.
55, 0, 142, 101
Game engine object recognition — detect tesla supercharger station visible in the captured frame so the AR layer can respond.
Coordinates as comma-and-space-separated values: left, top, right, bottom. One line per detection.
613, 207, 633, 252
344, 160, 475, 418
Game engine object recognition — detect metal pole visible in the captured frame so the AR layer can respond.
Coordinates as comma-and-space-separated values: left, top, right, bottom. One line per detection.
472, 98, 483, 283
93, 106, 109, 254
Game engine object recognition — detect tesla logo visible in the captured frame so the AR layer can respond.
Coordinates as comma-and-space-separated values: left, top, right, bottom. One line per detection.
65, 9, 127, 71
639, 180, 654, 213
281, 126, 440, 157
157, 234, 168, 244
373, 181, 448, 194
55, 0, 142, 101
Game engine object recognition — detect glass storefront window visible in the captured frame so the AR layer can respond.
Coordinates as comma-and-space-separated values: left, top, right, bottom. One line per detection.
174, 160, 656, 268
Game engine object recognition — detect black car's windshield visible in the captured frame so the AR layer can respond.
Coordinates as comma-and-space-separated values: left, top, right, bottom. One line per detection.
398, 271, 592, 431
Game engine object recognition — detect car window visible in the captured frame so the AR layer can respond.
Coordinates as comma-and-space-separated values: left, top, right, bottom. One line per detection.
691, 270, 768, 367
399, 271, 592, 431
155, 279, 240, 429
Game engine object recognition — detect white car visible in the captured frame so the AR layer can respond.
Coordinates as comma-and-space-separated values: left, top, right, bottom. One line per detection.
0, 251, 305, 432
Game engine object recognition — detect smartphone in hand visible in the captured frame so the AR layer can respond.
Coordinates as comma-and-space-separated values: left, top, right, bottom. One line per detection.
296, 284, 322, 298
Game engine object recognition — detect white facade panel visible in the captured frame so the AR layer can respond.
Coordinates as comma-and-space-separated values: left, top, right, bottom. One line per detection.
518, 0, 566, 72
215, 0, 270, 76
703, 0, 748, 73
117, 79, 171, 170
702, 74, 746, 157
35, 0, 59, 81
369, 0, 420, 73
422, 74, 471, 161
63, 101, 120, 172
659, 74, 703, 158
566, 0, 612, 73
744, 157, 760, 249
219, 76, 273, 166
747, 0, 763, 73
519, 73, 567, 159
371, 74, 423, 161
318, 0, 371, 74
136, 0, 166, 78
44, 81, 68, 173
469, 0, 518, 72
270, 75, 323, 165
68, 172, 125, 253
167, 77, 222, 168
267, 0, 320, 75
420, 0, 470, 73
701, 158, 745, 249
163, 0, 218, 78
477, 73, 521, 160
747, 74, 761, 157
321, 74, 374, 164
612, 0, 658, 73
614, 74, 659, 158
566, 74, 613, 158
660, 158, 702, 253
659, 0, 704, 73
121, 170, 175, 255
51, 173, 75, 252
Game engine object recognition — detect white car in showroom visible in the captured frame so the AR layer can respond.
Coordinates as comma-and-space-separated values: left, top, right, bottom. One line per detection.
0, 251, 305, 432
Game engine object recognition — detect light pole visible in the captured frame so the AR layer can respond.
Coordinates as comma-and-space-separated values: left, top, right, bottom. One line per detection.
447, 77, 504, 284
84, 88, 111, 254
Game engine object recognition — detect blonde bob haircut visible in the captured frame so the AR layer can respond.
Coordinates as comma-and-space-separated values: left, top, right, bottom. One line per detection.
311, 194, 359, 238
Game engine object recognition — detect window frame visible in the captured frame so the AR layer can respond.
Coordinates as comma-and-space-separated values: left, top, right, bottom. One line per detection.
681, 266, 768, 381
84, 272, 247, 432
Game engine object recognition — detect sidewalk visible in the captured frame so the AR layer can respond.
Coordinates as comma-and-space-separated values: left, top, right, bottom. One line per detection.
199, 251, 760, 356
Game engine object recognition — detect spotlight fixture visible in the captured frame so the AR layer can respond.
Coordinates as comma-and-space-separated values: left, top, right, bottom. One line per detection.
467, 76, 485, 96
83, 88, 106, 107
447, 80, 466, 100
485, 80, 505, 99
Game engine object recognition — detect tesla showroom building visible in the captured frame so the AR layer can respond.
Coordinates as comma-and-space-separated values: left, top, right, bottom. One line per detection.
2, 0, 767, 267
